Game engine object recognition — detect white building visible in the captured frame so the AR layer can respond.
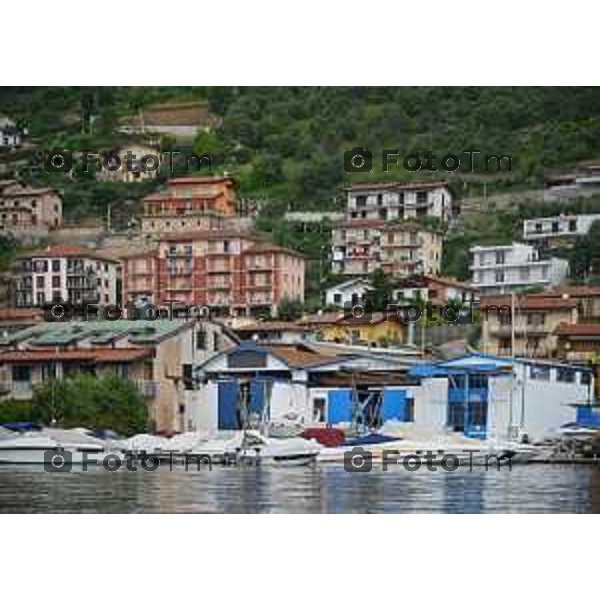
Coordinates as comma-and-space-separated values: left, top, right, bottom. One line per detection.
345, 181, 454, 223
523, 213, 600, 243
15, 245, 119, 308
324, 278, 374, 308
469, 243, 569, 295
410, 354, 593, 442
188, 345, 589, 442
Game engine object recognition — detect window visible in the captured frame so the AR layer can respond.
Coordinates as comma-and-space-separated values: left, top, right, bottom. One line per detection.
12, 365, 31, 382
36, 275, 45, 287
404, 397, 414, 422
196, 330, 207, 350
535, 222, 542, 232
223, 240, 231, 253
569, 220, 577, 232
552, 221, 559, 233
495, 271, 505, 283
581, 371, 592, 386
52, 260, 60, 272
527, 313, 545, 326
557, 368, 575, 383
495, 251, 505, 264
333, 293, 342, 304
356, 195, 367, 208
530, 365, 551, 380
313, 397, 326, 422
52, 276, 60, 288
468, 402, 488, 427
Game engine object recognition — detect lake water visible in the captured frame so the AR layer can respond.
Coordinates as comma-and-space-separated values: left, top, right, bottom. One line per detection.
1, 463, 600, 513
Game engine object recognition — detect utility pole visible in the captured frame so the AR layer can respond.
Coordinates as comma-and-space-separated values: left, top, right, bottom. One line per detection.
509, 292, 515, 438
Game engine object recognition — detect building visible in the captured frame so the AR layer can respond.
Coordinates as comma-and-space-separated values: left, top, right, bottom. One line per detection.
0, 180, 63, 234
523, 213, 600, 246
187, 344, 590, 441
118, 101, 220, 139
94, 142, 160, 183
0, 308, 43, 337
324, 278, 373, 308
480, 295, 578, 358
141, 176, 238, 234
469, 243, 569, 295
393, 274, 478, 305
299, 312, 406, 346
122, 231, 305, 317
0, 317, 236, 433
189, 341, 416, 433
536, 286, 600, 322
409, 354, 592, 441
14, 245, 119, 308
344, 181, 454, 223
331, 220, 443, 277
0, 116, 24, 149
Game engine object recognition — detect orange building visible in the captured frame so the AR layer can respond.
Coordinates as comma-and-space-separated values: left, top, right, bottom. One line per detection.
141, 176, 238, 234
122, 230, 305, 317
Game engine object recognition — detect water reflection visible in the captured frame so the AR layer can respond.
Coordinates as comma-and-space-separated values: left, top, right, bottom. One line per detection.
0, 464, 599, 513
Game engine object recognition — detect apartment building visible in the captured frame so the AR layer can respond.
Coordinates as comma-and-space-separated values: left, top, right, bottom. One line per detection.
331, 219, 443, 277
469, 243, 569, 295
480, 295, 578, 358
0, 180, 63, 234
14, 245, 119, 308
537, 286, 600, 322
523, 213, 600, 246
0, 318, 236, 433
344, 181, 454, 223
122, 230, 305, 317
141, 176, 238, 234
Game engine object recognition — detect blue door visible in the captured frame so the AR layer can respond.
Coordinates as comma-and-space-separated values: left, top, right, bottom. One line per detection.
381, 389, 407, 422
249, 379, 266, 418
218, 380, 239, 430
327, 390, 353, 424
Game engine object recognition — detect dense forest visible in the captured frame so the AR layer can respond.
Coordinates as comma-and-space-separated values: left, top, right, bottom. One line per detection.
2, 86, 600, 290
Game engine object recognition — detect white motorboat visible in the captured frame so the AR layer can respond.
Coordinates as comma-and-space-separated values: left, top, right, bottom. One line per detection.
317, 431, 538, 466
0, 428, 124, 466
190, 430, 322, 466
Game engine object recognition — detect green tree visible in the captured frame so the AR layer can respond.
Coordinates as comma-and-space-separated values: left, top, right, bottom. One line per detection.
30, 374, 148, 436
366, 268, 395, 312
277, 297, 304, 321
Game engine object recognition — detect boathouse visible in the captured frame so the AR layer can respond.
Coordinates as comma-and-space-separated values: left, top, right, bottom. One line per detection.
188, 342, 428, 432
408, 353, 593, 440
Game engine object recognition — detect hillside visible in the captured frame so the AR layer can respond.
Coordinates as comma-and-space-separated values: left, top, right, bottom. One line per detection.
3, 87, 600, 291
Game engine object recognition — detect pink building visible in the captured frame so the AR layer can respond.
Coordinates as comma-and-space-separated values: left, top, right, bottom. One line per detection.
122, 231, 305, 317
